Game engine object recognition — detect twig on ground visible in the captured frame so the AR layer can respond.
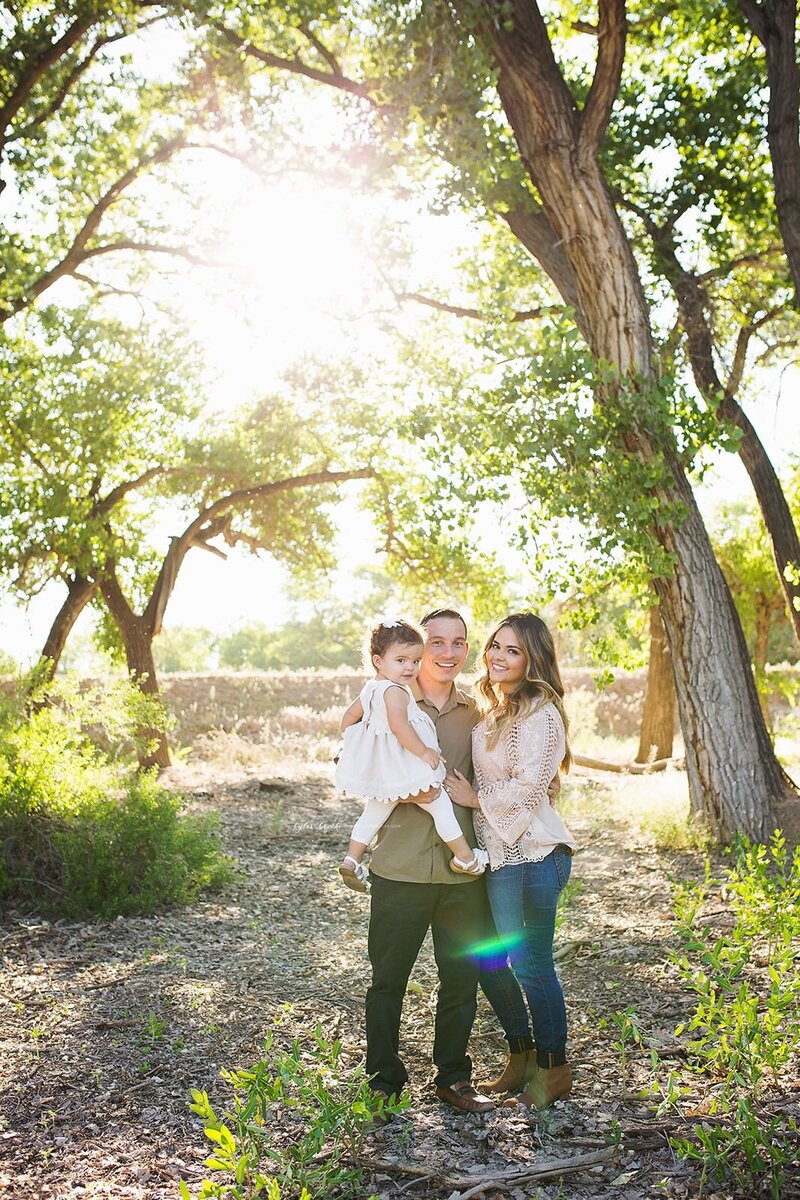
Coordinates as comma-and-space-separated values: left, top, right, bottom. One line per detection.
361, 1147, 617, 1196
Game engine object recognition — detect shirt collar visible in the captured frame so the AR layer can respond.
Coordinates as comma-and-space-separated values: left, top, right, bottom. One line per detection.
411, 680, 472, 714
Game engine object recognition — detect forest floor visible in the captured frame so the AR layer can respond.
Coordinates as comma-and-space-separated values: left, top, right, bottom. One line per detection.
1, 741, 799, 1200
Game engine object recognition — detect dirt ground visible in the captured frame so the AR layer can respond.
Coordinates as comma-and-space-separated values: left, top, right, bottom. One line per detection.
1, 756, 798, 1200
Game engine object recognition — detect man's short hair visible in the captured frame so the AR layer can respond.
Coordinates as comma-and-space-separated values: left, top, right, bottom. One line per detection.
420, 608, 468, 639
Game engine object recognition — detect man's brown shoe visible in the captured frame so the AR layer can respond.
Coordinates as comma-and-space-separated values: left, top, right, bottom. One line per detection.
434, 1080, 496, 1113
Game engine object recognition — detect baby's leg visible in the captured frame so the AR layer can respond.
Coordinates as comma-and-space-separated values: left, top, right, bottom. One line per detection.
418, 789, 477, 865
347, 799, 398, 862
340, 799, 398, 893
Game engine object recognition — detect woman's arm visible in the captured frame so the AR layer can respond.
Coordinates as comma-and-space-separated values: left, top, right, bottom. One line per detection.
339, 697, 364, 733
478, 708, 564, 845
384, 686, 442, 769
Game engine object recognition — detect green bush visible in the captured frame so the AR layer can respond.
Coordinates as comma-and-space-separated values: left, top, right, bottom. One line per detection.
0, 675, 233, 917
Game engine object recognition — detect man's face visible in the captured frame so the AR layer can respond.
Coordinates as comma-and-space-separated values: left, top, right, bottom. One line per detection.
420, 616, 469, 685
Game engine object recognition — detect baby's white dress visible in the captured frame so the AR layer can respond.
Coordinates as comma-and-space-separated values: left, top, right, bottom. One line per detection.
336, 679, 463, 847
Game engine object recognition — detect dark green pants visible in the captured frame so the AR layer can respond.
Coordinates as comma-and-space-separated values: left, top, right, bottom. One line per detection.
365, 872, 483, 1096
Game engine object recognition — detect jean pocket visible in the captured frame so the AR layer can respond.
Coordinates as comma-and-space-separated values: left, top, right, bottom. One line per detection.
553, 846, 572, 891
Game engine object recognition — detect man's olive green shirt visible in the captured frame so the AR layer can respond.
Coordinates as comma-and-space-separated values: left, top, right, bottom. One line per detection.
368, 681, 482, 885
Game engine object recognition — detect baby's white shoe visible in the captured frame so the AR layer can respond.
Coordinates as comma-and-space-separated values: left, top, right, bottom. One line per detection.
339, 854, 369, 892
451, 848, 489, 875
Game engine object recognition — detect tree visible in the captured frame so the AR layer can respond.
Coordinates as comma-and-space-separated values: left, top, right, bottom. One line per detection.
595, 0, 800, 645
0, 3, 233, 321
0, 312, 376, 764
189, 0, 797, 838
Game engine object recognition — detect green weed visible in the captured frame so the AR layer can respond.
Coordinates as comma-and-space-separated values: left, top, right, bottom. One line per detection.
615, 833, 800, 1198
183, 1019, 405, 1199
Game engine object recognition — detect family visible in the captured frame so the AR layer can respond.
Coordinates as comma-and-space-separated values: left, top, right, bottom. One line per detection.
333, 609, 576, 1120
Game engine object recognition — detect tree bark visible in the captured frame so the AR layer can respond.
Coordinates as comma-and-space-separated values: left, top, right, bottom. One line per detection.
100, 574, 170, 769
636, 603, 675, 763
483, 0, 794, 839
739, 0, 800, 305
38, 574, 98, 681
753, 594, 774, 735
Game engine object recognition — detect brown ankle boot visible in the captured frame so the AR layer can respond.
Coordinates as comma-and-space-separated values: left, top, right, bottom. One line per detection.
478, 1050, 535, 1095
519, 1063, 572, 1110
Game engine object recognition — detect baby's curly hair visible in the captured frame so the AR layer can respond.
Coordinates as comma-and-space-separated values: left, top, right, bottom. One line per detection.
367, 619, 424, 662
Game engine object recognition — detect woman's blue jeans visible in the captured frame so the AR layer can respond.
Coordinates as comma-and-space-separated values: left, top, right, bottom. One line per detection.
483, 847, 572, 1065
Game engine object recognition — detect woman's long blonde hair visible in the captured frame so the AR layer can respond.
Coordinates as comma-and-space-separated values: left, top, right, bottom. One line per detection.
477, 612, 572, 770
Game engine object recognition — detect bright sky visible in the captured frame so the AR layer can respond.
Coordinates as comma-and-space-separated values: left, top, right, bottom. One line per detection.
1, 23, 798, 665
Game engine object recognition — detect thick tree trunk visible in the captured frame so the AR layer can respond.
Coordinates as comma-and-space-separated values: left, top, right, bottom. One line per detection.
651, 463, 786, 839
38, 574, 98, 681
486, 0, 794, 839
636, 603, 675, 763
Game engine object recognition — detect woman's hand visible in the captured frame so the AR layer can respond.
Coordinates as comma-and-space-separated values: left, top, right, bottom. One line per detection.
445, 768, 480, 809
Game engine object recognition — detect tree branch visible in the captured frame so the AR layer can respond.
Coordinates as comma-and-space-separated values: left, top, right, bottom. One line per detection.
502, 201, 588, 334
724, 306, 785, 397
213, 21, 374, 104
696, 245, 784, 282
95, 467, 179, 516
579, 0, 627, 159
392, 289, 561, 322
0, 11, 98, 145
80, 240, 227, 268
0, 136, 191, 320
8, 16, 167, 143
297, 23, 343, 75
143, 467, 375, 633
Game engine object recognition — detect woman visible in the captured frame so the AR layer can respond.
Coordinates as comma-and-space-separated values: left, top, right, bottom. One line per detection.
446, 612, 576, 1110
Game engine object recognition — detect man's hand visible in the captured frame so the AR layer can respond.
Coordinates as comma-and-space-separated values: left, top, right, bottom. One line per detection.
444, 768, 480, 809
396, 785, 441, 805
547, 773, 561, 801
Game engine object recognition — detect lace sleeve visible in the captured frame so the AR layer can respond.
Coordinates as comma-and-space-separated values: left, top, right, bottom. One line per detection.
477, 706, 564, 846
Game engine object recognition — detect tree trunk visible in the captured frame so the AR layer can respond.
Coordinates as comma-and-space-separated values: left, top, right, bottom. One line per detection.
100, 575, 170, 769
38, 574, 98, 681
486, 0, 794, 839
753, 594, 773, 735
119, 612, 170, 769
636, 603, 675, 763
739, 0, 800, 305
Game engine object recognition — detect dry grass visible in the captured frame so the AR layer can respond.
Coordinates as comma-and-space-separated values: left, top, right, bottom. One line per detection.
178, 672, 798, 855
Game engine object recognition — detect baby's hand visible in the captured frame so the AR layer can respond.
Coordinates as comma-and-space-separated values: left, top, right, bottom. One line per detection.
421, 748, 443, 771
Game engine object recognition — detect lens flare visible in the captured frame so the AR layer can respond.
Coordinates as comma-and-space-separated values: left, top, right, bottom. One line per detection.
465, 931, 524, 969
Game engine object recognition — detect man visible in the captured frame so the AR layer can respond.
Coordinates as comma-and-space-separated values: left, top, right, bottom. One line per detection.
364, 609, 496, 1115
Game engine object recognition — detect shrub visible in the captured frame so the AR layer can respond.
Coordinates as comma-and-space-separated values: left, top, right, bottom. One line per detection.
0, 675, 233, 917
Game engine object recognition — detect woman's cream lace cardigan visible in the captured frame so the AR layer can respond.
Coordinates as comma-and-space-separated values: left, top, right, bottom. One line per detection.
473, 701, 576, 869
